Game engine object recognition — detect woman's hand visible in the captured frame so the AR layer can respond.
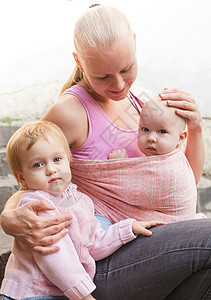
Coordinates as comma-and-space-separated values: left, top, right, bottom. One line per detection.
132, 220, 166, 236
0, 200, 72, 254
158, 88, 205, 183
159, 88, 202, 132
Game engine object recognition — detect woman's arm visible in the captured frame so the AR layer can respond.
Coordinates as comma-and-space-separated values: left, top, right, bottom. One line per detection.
0, 191, 73, 254
159, 88, 205, 184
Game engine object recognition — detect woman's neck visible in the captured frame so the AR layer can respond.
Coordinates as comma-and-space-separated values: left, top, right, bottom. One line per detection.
78, 79, 139, 130
78, 78, 112, 104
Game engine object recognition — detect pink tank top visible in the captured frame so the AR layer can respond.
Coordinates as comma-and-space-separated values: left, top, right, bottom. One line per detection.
62, 85, 144, 160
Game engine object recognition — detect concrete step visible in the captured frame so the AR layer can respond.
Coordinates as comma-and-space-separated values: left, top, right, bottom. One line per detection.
0, 226, 13, 256
0, 147, 12, 177
0, 125, 20, 148
197, 176, 211, 218
0, 175, 18, 213
0, 125, 20, 177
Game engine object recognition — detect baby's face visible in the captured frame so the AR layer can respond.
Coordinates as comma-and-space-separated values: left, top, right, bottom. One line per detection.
17, 136, 71, 195
138, 100, 186, 156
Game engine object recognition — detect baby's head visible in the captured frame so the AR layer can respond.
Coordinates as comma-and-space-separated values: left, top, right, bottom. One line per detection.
7, 121, 72, 195
138, 96, 187, 156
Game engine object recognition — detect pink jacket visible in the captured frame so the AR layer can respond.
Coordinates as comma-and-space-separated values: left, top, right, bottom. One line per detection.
1, 183, 136, 300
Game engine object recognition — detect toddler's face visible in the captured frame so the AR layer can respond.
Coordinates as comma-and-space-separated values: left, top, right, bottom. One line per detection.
138, 101, 186, 156
17, 136, 71, 195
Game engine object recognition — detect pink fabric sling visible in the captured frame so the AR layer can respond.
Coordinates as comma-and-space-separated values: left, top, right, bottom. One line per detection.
71, 147, 204, 224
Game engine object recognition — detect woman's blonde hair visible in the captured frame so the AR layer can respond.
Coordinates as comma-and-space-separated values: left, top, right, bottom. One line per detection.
6, 121, 71, 176
60, 5, 133, 95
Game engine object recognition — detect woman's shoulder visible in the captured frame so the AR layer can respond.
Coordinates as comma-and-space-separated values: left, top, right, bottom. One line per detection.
41, 89, 88, 147
51, 92, 86, 116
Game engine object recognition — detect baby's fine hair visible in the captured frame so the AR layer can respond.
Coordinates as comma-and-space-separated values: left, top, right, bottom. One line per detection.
141, 98, 187, 131
60, 5, 133, 94
6, 121, 71, 174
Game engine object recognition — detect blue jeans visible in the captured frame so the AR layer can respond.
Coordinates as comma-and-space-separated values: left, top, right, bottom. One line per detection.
93, 219, 211, 300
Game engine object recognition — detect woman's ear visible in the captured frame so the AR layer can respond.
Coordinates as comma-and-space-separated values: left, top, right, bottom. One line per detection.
178, 130, 187, 146
72, 52, 84, 72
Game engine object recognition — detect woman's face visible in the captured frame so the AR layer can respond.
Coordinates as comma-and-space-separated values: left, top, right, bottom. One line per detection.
77, 36, 138, 101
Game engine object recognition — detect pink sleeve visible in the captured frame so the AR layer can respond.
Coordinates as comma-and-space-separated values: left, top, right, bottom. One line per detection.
20, 192, 96, 300
33, 232, 96, 299
73, 192, 137, 261
89, 215, 137, 261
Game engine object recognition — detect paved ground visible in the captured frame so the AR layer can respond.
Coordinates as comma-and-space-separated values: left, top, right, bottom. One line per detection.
0, 226, 13, 255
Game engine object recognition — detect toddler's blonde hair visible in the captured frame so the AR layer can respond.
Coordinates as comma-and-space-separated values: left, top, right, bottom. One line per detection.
6, 121, 71, 176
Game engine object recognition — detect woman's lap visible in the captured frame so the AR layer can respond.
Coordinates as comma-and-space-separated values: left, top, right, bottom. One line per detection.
93, 218, 211, 300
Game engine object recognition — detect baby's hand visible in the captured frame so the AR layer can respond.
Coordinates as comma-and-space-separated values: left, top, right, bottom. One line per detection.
132, 220, 166, 236
108, 149, 128, 159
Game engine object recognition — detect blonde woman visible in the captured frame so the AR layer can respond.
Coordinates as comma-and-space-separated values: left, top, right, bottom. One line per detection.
1, 5, 210, 300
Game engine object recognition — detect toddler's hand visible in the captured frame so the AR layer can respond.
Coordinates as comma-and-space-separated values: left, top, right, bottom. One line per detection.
108, 149, 128, 159
82, 294, 96, 300
132, 220, 166, 236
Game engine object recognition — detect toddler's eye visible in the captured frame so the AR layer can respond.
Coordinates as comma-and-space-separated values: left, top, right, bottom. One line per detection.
142, 127, 149, 132
54, 157, 62, 162
159, 129, 167, 134
33, 162, 43, 168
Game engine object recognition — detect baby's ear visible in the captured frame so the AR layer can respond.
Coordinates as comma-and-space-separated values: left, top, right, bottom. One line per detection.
178, 130, 187, 146
14, 171, 27, 187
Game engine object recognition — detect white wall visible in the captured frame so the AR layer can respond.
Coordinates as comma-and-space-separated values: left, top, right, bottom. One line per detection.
0, 0, 210, 115
0, 0, 211, 173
